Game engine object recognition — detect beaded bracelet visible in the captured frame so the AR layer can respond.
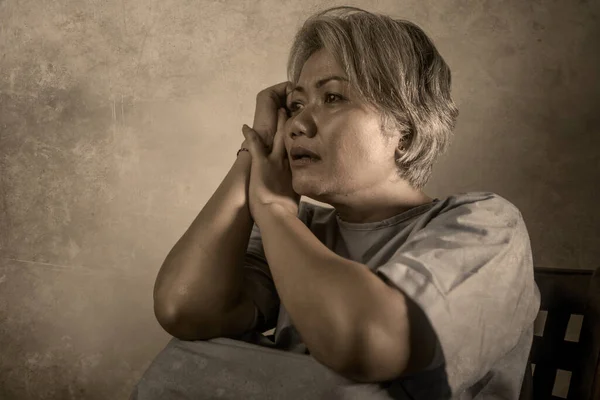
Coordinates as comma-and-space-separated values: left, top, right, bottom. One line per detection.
237, 147, 249, 157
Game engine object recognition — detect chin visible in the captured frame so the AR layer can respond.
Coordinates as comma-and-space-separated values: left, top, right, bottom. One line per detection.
293, 182, 329, 203
291, 180, 312, 198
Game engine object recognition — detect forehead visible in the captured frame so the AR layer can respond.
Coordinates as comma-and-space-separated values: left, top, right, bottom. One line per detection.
297, 49, 345, 83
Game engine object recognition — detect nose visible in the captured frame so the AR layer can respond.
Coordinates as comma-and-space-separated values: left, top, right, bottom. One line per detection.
289, 106, 316, 139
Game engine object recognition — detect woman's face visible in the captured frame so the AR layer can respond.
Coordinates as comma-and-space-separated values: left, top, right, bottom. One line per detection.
284, 48, 401, 204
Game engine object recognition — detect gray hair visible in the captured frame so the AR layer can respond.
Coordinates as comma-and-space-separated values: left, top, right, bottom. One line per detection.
287, 6, 459, 190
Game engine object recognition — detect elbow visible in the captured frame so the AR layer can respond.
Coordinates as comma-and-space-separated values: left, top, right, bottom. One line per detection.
327, 319, 411, 383
153, 291, 181, 333
161, 324, 212, 342
152, 282, 243, 341
330, 349, 408, 384
154, 310, 217, 341
153, 300, 189, 340
153, 299, 217, 341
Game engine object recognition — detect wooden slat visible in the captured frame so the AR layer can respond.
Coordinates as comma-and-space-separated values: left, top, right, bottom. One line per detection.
531, 267, 598, 400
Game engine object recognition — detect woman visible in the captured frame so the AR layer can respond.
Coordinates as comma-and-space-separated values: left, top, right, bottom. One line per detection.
137, 6, 540, 400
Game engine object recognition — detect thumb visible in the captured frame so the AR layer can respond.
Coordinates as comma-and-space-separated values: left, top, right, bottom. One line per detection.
242, 124, 267, 158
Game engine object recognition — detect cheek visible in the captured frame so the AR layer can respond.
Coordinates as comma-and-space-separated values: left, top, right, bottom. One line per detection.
336, 137, 375, 164
327, 141, 371, 181
326, 115, 382, 168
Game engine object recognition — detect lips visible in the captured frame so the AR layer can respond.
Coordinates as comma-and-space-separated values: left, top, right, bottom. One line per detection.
290, 146, 321, 160
290, 156, 320, 167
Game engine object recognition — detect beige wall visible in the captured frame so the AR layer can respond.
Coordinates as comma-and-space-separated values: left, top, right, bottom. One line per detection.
1, 0, 599, 398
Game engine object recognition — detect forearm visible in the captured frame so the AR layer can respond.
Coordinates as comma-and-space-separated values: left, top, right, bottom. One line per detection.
154, 152, 254, 329
255, 205, 392, 372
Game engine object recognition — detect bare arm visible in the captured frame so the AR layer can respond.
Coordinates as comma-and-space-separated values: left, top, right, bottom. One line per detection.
153, 151, 258, 340
153, 82, 291, 341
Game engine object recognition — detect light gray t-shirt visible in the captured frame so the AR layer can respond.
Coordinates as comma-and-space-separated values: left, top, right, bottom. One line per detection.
243, 191, 541, 399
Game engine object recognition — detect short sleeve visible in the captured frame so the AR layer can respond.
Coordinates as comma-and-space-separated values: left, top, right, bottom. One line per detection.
375, 195, 540, 395
244, 222, 280, 333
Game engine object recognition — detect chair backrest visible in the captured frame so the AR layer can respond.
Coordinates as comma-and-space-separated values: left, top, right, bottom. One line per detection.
526, 267, 600, 400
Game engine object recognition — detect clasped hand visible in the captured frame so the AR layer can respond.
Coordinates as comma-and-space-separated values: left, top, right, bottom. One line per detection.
241, 107, 301, 224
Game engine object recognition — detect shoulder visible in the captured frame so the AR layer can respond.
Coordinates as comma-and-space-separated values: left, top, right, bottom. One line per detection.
438, 191, 520, 214
430, 191, 523, 229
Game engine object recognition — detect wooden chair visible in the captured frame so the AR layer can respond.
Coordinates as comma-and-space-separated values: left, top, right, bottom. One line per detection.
519, 267, 600, 400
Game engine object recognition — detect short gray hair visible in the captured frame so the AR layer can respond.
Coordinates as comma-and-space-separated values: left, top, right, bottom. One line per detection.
287, 6, 459, 190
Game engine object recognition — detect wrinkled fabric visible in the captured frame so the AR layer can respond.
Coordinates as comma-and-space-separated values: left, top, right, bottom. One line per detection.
131, 335, 450, 400
246, 191, 540, 398
132, 191, 540, 399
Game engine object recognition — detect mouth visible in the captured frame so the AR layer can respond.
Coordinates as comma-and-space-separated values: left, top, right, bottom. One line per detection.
289, 155, 321, 167
289, 146, 321, 167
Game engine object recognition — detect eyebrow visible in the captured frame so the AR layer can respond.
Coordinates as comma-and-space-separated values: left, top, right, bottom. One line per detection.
287, 75, 349, 98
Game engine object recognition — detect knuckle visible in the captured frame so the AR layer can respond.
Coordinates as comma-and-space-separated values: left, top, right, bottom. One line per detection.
257, 82, 291, 101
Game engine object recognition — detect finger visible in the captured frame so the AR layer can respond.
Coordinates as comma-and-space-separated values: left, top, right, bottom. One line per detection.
267, 81, 293, 105
242, 125, 267, 159
270, 108, 288, 161
285, 82, 294, 100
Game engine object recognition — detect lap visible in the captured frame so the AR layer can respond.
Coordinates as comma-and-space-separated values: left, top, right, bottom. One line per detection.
130, 334, 344, 400
130, 333, 446, 400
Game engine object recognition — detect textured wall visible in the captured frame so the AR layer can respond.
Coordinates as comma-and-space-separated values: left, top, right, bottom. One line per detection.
1, 0, 599, 398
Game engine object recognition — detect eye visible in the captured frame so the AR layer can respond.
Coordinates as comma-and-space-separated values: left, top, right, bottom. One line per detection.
325, 93, 343, 103
288, 101, 301, 112
287, 93, 344, 115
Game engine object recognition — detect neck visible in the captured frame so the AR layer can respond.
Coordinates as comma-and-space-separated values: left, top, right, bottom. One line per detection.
328, 182, 433, 224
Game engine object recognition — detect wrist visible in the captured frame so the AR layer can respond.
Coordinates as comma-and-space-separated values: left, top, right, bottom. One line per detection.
234, 149, 252, 169
236, 147, 250, 158
254, 202, 298, 225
